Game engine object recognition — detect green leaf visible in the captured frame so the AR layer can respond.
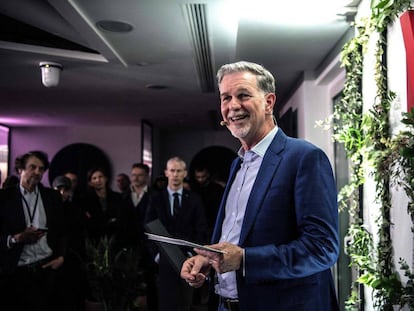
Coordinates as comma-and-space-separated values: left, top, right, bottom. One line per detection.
400, 148, 414, 158
371, 0, 394, 9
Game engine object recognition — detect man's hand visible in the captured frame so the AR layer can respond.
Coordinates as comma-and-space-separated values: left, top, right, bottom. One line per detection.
15, 226, 46, 244
180, 255, 211, 288
42, 256, 64, 270
194, 242, 243, 274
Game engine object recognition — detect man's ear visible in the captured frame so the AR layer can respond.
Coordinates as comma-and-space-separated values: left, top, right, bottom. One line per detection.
265, 93, 276, 114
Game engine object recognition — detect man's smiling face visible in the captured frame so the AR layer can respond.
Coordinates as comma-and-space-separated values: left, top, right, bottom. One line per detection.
219, 71, 273, 147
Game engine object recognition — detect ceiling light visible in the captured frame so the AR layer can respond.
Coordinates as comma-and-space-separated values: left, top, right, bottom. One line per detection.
39, 62, 63, 87
235, 0, 352, 25
96, 20, 134, 33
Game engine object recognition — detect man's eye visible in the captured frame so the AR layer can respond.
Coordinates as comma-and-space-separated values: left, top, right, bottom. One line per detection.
239, 93, 251, 99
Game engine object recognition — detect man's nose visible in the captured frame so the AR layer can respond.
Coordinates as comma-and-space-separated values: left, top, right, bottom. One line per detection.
229, 98, 241, 109
34, 167, 43, 174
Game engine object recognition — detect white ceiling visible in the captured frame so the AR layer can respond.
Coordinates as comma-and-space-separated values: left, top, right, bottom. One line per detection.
0, 0, 356, 130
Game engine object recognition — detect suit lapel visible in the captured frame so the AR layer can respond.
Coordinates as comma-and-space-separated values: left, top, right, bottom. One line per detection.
39, 187, 51, 228
161, 190, 172, 217
178, 190, 186, 218
11, 186, 28, 229
181, 190, 190, 208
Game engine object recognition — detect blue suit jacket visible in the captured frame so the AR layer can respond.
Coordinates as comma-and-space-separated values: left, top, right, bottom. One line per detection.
211, 129, 339, 311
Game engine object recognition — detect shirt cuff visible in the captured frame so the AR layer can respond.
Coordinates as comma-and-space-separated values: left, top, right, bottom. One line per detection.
7, 235, 13, 248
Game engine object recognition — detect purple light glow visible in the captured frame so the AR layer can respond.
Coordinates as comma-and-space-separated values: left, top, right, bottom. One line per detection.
0, 117, 31, 126
0, 116, 57, 126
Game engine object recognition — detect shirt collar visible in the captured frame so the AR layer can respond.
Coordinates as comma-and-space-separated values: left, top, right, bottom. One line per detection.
167, 187, 183, 196
237, 126, 279, 160
131, 184, 148, 193
19, 184, 39, 195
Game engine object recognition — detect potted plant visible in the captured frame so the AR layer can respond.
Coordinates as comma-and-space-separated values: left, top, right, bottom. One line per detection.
83, 236, 147, 311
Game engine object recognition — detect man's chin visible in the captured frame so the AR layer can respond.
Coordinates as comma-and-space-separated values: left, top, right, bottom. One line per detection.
230, 127, 249, 139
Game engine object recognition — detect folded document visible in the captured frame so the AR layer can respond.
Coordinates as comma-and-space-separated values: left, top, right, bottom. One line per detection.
145, 232, 225, 254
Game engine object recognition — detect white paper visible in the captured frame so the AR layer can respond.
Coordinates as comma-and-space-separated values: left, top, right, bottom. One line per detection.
145, 232, 225, 254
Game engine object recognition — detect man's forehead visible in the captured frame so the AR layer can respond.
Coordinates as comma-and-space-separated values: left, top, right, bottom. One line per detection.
26, 156, 44, 167
168, 166, 184, 170
220, 82, 257, 96
132, 167, 145, 174
131, 168, 146, 175
167, 164, 185, 170
195, 170, 207, 176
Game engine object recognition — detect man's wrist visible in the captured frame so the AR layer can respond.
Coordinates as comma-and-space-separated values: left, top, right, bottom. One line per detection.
8, 235, 19, 248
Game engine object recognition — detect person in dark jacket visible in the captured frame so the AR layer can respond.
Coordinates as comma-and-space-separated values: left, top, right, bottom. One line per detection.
52, 175, 87, 311
83, 167, 122, 242
0, 150, 67, 311
145, 156, 208, 311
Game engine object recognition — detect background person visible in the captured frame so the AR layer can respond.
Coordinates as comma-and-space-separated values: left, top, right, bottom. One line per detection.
52, 175, 87, 311
0, 150, 67, 311
83, 167, 123, 242
119, 163, 158, 311
145, 156, 208, 311
63, 170, 85, 204
181, 61, 339, 311
191, 167, 225, 309
116, 172, 131, 194
191, 166, 224, 238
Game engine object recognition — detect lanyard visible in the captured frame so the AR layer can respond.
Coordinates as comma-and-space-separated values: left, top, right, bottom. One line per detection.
20, 190, 40, 226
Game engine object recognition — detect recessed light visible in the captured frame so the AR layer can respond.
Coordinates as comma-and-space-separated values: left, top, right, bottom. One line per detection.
136, 62, 150, 67
146, 84, 168, 90
96, 20, 134, 33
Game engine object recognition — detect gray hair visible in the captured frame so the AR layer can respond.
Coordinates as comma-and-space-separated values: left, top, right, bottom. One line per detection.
216, 61, 276, 94
166, 156, 187, 170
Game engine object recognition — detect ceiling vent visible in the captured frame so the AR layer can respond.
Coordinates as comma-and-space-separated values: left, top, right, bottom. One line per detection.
182, 4, 215, 93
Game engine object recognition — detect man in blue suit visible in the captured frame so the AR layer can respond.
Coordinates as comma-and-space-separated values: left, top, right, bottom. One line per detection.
181, 61, 339, 311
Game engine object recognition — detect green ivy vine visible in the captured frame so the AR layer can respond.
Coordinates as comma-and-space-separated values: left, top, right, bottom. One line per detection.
391, 108, 414, 225
365, 28, 399, 308
329, 0, 414, 310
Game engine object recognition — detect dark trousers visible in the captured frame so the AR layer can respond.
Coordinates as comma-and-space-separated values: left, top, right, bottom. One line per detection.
54, 257, 87, 311
158, 260, 193, 311
145, 269, 159, 311
2, 263, 57, 311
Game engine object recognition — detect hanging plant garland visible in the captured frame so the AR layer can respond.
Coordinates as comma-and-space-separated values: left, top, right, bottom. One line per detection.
334, 0, 414, 309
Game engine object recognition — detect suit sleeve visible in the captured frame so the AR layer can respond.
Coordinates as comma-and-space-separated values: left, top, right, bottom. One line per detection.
143, 193, 161, 261
0, 189, 8, 253
243, 148, 339, 283
47, 189, 68, 259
